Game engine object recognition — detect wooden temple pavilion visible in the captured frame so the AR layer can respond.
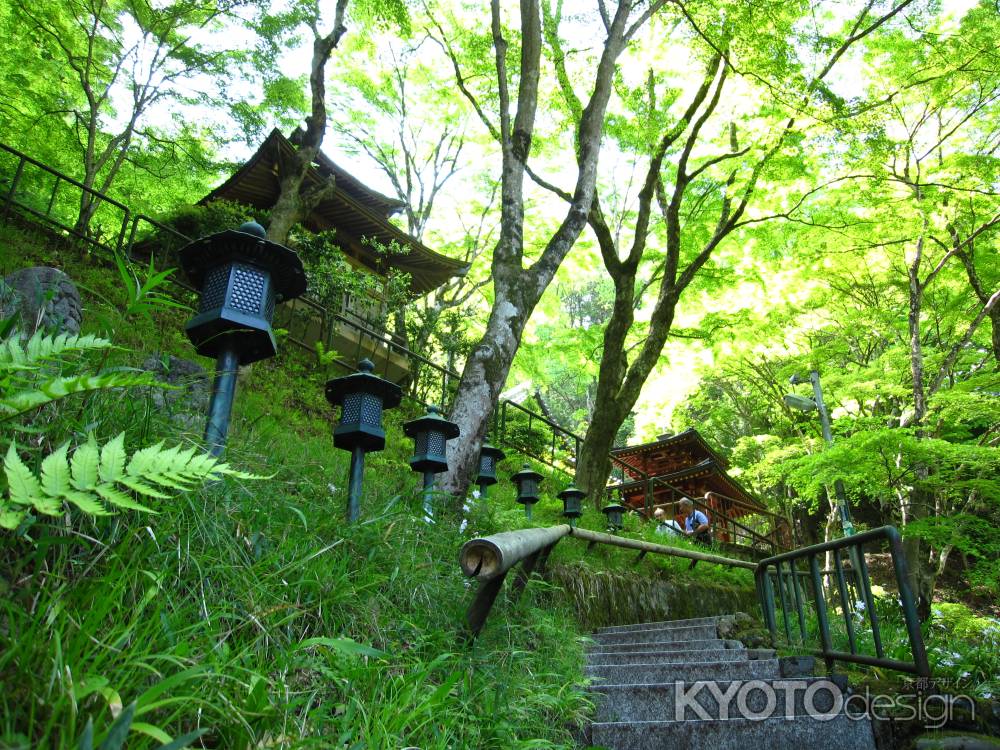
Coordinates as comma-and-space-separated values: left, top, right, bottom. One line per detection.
610, 428, 792, 552
198, 129, 469, 381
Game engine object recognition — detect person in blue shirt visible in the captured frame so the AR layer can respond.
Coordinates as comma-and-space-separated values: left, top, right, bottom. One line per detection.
679, 498, 712, 544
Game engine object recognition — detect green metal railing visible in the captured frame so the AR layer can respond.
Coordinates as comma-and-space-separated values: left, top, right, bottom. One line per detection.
755, 525, 930, 677
496, 399, 581, 475
0, 142, 132, 254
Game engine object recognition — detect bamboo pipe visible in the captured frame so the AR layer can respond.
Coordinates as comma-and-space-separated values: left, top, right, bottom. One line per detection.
568, 527, 757, 570
460, 525, 572, 581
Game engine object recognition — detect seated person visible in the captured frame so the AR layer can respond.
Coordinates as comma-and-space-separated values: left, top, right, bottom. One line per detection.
679, 498, 712, 544
652, 507, 683, 535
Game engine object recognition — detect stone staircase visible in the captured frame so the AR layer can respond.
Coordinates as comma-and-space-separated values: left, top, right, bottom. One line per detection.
585, 615, 877, 749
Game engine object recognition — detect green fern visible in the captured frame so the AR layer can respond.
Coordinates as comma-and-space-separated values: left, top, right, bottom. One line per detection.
1, 371, 159, 419
0, 331, 114, 368
1, 330, 158, 419
2, 434, 259, 529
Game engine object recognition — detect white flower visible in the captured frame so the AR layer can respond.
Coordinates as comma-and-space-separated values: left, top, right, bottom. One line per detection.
459, 519, 468, 533
327, 483, 338, 494
472, 490, 481, 500
983, 692, 992, 699
855, 601, 866, 611
961, 671, 971, 678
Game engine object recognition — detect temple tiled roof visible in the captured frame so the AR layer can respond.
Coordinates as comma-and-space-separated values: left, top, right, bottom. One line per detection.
201, 129, 468, 295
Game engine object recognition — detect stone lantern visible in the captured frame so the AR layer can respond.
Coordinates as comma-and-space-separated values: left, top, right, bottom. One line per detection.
325, 358, 402, 522
179, 220, 306, 456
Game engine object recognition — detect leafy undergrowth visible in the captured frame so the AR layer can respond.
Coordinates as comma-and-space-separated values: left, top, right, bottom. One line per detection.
774, 590, 1000, 701
0, 225, 756, 748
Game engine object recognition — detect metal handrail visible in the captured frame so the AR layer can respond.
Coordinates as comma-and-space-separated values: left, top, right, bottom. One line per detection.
755, 525, 930, 677
498, 399, 581, 474
459, 523, 754, 638
0, 142, 131, 253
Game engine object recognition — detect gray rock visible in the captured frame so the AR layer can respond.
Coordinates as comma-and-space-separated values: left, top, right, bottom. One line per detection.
1, 267, 82, 334
141, 355, 210, 430
779, 655, 817, 678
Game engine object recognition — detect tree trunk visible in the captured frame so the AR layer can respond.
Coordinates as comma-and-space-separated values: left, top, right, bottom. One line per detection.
576, 405, 626, 507
267, 165, 312, 243
903, 227, 935, 620
442, 286, 531, 496
266, 1, 348, 244
440, 0, 639, 498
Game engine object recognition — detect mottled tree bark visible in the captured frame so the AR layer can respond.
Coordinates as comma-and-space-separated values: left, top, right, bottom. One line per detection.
440, 1, 659, 497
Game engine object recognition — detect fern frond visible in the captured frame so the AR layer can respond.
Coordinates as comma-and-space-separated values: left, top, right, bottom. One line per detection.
2, 434, 262, 530
0, 371, 158, 419
0, 331, 113, 370
99, 433, 127, 484
40, 443, 72, 498
70, 436, 100, 490
94, 483, 155, 513
5, 443, 60, 515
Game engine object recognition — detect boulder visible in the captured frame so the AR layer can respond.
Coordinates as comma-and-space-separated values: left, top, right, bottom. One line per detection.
1, 266, 82, 335
141, 355, 210, 431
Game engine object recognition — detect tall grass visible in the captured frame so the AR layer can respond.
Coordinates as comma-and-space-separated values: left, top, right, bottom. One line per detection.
0, 227, 757, 748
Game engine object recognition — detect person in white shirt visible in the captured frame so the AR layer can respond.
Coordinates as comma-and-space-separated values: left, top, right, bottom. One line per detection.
653, 507, 683, 535
679, 498, 712, 544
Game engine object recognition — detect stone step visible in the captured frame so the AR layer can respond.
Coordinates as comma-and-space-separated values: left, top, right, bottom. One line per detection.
590, 713, 877, 750
595, 616, 724, 635
593, 676, 849, 722
585, 658, 780, 685
586, 648, 748, 666
588, 638, 742, 654
592, 623, 718, 645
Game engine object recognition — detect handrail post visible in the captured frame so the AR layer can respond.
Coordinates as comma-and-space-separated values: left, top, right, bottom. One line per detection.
857, 550, 885, 658
833, 550, 858, 653
3, 156, 25, 221
809, 554, 834, 671
756, 526, 930, 677
464, 572, 509, 640
887, 528, 930, 676
115, 208, 131, 254
459, 526, 572, 641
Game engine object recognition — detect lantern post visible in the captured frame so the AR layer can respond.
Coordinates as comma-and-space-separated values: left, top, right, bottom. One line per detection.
474, 442, 506, 501
325, 359, 402, 523
178, 221, 306, 456
558, 484, 586, 528
511, 463, 544, 520
404, 405, 460, 520
602, 502, 627, 532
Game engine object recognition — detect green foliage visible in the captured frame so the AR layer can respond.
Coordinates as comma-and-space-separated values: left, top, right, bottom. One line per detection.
156, 200, 264, 244
1, 434, 256, 529
0, 326, 257, 531
292, 229, 413, 326
0, 234, 605, 749
113, 252, 189, 322
0, 332, 156, 420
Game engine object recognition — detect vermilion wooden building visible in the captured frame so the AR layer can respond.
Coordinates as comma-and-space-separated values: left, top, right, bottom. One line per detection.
610, 428, 792, 551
